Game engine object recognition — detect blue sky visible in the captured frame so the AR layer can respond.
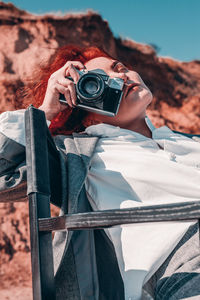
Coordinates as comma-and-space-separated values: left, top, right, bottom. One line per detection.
3, 0, 200, 62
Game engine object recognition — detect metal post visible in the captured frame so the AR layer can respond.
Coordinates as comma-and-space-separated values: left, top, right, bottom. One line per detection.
25, 105, 56, 300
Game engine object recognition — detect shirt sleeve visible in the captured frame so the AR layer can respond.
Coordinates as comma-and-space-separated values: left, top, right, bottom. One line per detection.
0, 110, 51, 147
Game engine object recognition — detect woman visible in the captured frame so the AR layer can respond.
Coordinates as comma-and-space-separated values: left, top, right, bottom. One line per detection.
0, 45, 200, 300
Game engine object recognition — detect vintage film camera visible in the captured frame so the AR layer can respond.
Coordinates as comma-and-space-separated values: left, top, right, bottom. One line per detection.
59, 68, 124, 116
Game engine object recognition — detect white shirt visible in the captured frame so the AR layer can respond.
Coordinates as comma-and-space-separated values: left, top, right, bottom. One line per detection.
85, 118, 200, 300
1, 111, 200, 299
0, 110, 51, 146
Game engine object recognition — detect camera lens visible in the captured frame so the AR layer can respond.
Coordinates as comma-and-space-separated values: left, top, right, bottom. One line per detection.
76, 73, 104, 103
83, 80, 99, 95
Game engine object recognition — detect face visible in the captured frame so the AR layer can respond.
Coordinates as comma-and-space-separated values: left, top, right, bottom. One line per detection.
84, 57, 153, 128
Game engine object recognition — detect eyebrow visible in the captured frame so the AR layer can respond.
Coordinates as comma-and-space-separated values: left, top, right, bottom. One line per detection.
111, 60, 128, 71
111, 60, 121, 70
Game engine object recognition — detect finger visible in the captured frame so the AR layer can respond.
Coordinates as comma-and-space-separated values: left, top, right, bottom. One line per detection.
64, 89, 73, 108
66, 64, 81, 84
67, 81, 77, 106
63, 61, 85, 71
49, 61, 85, 81
56, 78, 77, 106
57, 77, 74, 87
61, 61, 85, 77
54, 82, 67, 95
54, 83, 73, 107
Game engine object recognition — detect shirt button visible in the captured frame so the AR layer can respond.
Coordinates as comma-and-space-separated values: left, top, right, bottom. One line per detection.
169, 153, 176, 161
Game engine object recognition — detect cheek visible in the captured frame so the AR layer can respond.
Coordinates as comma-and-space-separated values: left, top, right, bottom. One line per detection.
122, 86, 153, 109
142, 87, 153, 105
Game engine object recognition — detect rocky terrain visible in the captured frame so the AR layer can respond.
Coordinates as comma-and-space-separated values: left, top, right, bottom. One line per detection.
0, 2, 200, 299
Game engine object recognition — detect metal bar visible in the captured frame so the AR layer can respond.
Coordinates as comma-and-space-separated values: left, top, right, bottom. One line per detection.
38, 200, 200, 231
25, 105, 56, 300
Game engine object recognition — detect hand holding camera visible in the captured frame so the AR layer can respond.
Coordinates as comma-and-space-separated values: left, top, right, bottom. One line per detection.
39, 60, 125, 121
38, 61, 84, 121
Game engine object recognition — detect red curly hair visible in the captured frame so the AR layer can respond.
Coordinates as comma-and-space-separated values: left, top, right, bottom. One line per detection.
21, 45, 113, 135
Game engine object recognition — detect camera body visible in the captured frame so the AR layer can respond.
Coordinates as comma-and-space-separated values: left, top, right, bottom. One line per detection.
59, 68, 124, 116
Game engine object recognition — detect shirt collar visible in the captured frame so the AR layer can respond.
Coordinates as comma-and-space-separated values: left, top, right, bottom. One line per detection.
85, 115, 156, 139
144, 115, 156, 132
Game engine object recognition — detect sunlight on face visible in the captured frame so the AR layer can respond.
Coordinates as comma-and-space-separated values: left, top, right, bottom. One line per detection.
84, 57, 153, 127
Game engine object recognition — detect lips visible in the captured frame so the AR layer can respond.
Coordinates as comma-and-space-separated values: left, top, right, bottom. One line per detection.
125, 83, 140, 97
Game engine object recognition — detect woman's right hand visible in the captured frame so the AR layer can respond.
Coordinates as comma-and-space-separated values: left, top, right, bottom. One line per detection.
38, 61, 85, 121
